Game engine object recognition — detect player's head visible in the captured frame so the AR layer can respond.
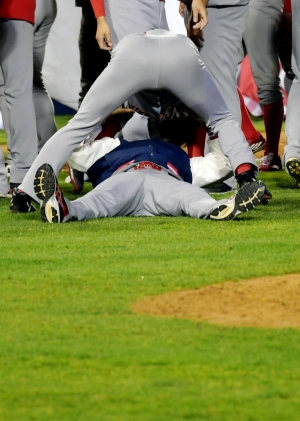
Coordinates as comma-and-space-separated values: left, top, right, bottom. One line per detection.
161, 116, 200, 148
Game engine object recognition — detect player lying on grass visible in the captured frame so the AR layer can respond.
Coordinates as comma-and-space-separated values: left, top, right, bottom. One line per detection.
12, 29, 269, 213
33, 117, 267, 223
68, 110, 236, 191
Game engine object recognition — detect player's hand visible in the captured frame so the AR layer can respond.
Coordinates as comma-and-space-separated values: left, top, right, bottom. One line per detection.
179, 2, 186, 17
186, 12, 204, 46
191, 0, 208, 31
96, 16, 113, 50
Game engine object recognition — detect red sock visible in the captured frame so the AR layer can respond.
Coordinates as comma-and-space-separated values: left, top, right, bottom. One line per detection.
263, 99, 284, 156
237, 86, 261, 142
187, 125, 207, 157
95, 115, 121, 140
236, 163, 251, 175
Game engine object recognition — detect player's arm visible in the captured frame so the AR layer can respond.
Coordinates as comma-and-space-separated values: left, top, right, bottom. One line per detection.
191, 0, 208, 30
89, 0, 113, 50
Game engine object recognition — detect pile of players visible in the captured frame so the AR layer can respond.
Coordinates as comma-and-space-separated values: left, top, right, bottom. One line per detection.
0, 0, 299, 223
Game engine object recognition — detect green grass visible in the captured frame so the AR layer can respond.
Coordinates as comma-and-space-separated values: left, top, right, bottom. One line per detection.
0, 117, 300, 421
0, 116, 72, 147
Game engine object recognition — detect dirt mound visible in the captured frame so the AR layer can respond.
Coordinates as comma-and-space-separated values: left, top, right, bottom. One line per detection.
133, 274, 300, 328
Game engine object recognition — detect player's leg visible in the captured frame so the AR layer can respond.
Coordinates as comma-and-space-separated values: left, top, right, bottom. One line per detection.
0, 148, 10, 198
138, 170, 217, 218
33, 0, 58, 152
0, 67, 10, 196
139, 170, 266, 221
34, 164, 146, 222
78, 0, 110, 107
158, 33, 257, 176
243, 0, 284, 171
18, 32, 161, 203
0, 20, 37, 187
185, 5, 249, 124
283, 0, 300, 187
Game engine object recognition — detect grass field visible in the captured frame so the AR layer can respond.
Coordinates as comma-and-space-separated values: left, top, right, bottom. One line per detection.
0, 118, 300, 421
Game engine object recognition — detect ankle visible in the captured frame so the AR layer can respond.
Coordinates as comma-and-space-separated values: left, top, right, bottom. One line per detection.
235, 163, 257, 188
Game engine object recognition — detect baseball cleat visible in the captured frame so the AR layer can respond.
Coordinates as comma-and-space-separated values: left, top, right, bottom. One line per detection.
34, 164, 69, 223
210, 180, 266, 221
259, 153, 282, 172
68, 167, 84, 193
205, 182, 236, 194
285, 157, 300, 188
10, 188, 36, 213
247, 134, 266, 154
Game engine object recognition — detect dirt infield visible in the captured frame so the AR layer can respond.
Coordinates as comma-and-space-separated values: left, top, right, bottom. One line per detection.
255, 132, 286, 159
133, 274, 300, 329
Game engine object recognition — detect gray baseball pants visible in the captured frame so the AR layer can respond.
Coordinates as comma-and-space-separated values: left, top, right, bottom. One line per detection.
283, 0, 300, 163
105, 0, 169, 47
0, 147, 9, 195
105, 0, 170, 121
34, 0, 58, 151
243, 0, 284, 105
185, 4, 249, 124
0, 68, 10, 194
65, 168, 217, 221
19, 30, 256, 203
0, 20, 37, 185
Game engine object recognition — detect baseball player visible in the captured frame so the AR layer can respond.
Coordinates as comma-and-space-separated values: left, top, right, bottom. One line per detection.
76, 0, 110, 107
183, 0, 249, 126
180, 0, 251, 195
71, 0, 111, 193
12, 30, 264, 212
66, 112, 234, 189
33, 141, 266, 223
0, 0, 37, 198
33, 0, 58, 152
243, 0, 285, 171
283, 0, 300, 187
90, 0, 209, 125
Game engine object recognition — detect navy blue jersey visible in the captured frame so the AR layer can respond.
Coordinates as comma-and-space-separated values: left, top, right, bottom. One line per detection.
87, 138, 192, 187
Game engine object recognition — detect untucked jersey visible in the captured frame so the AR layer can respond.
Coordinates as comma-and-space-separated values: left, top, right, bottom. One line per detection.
0, 0, 36, 24
87, 138, 192, 187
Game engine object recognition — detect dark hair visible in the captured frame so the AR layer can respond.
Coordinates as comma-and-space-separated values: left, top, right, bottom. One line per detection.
160, 116, 200, 147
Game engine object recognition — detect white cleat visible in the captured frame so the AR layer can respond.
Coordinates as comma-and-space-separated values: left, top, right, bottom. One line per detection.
210, 180, 266, 221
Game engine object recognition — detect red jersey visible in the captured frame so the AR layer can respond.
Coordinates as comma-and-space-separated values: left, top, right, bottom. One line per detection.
0, 0, 36, 24
90, 0, 106, 17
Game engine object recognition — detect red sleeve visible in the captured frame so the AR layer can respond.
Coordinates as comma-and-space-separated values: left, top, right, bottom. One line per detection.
89, 0, 106, 17
283, 0, 292, 13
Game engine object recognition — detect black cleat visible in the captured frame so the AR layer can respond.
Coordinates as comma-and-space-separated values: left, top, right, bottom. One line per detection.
10, 188, 36, 213
34, 164, 69, 223
69, 167, 84, 193
205, 182, 236, 194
